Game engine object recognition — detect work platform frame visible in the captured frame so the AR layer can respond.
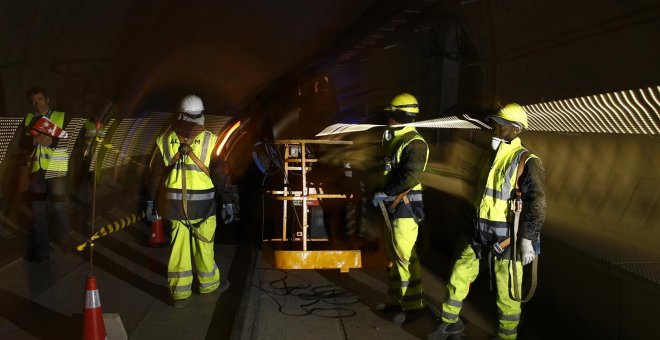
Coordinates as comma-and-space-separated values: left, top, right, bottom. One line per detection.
264, 139, 365, 272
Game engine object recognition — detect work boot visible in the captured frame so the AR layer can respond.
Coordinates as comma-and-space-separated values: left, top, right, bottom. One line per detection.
201, 279, 230, 301
172, 297, 190, 308
393, 308, 426, 325
376, 302, 402, 313
427, 318, 465, 340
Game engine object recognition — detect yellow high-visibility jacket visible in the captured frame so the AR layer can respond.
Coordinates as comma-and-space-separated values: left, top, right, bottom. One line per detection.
24, 111, 68, 173
156, 130, 218, 220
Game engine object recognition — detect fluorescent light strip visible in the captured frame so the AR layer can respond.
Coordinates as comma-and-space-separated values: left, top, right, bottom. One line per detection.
579, 97, 613, 133
598, 94, 633, 134
606, 93, 639, 134
520, 86, 660, 134
613, 92, 647, 134
621, 91, 652, 134
536, 103, 563, 131
527, 105, 553, 131
564, 98, 597, 132
575, 97, 610, 133
587, 96, 620, 133
540, 102, 569, 132
629, 90, 659, 134
565, 98, 595, 132
640, 88, 660, 134
641, 88, 660, 115
649, 87, 660, 108
549, 101, 581, 132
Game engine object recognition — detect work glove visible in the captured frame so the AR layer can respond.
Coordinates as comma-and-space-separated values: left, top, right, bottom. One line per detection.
520, 238, 535, 265
371, 191, 387, 207
145, 200, 157, 223
221, 204, 235, 224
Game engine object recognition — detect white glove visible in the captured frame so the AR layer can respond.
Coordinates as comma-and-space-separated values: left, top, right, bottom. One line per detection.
145, 201, 157, 223
371, 192, 387, 207
520, 238, 535, 265
221, 204, 235, 224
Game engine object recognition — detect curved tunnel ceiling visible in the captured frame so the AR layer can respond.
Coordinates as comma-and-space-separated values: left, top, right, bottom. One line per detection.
1, 0, 381, 115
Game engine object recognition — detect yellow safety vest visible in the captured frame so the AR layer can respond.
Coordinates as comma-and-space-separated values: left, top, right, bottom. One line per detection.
157, 130, 218, 220
383, 126, 429, 218
476, 137, 539, 240
25, 111, 68, 173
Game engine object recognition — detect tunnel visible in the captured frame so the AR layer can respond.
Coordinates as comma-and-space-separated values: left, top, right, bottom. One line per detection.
0, 1, 659, 339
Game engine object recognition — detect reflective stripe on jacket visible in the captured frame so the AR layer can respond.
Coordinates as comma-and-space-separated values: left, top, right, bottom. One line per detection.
475, 137, 539, 245
383, 126, 429, 219
25, 111, 68, 173
157, 130, 218, 220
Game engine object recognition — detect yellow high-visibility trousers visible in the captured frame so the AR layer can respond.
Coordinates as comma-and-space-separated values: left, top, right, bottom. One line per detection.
441, 241, 522, 339
384, 217, 424, 310
168, 216, 220, 300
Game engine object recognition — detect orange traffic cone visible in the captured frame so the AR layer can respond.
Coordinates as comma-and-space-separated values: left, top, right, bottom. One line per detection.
82, 275, 106, 340
149, 214, 166, 246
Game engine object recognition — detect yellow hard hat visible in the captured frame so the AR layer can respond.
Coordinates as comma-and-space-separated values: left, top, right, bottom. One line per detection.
487, 103, 528, 129
385, 93, 419, 115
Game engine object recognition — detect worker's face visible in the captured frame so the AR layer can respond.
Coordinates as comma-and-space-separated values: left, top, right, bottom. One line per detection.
492, 123, 519, 142
30, 92, 50, 115
387, 117, 398, 127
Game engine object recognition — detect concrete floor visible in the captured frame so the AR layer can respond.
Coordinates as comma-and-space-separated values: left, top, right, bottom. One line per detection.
0, 213, 507, 340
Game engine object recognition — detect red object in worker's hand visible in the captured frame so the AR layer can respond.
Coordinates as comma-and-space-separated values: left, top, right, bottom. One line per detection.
31, 116, 68, 138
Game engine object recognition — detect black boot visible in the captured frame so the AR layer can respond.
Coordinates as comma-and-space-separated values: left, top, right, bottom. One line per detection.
427, 318, 465, 340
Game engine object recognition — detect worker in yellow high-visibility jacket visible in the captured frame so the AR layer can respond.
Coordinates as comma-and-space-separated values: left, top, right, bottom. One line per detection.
372, 93, 429, 325
21, 85, 72, 262
428, 104, 546, 340
145, 94, 235, 308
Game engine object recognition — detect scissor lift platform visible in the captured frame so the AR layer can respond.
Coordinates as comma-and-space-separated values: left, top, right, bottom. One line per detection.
262, 243, 361, 273
264, 139, 388, 272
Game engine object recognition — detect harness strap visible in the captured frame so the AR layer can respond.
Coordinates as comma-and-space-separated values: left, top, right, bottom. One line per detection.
488, 151, 537, 302
510, 151, 537, 302
388, 188, 412, 211
168, 134, 210, 177
378, 200, 410, 266
170, 133, 213, 243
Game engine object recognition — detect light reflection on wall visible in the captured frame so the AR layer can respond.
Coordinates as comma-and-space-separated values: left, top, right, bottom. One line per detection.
525, 86, 660, 135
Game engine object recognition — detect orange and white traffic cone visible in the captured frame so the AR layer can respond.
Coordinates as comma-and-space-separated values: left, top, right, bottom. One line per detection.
82, 275, 106, 340
148, 214, 166, 247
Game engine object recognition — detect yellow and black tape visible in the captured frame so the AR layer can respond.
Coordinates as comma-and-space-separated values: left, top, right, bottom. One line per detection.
77, 211, 147, 252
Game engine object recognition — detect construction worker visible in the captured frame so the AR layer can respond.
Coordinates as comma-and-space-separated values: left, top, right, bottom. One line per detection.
21, 85, 73, 262
428, 104, 546, 340
372, 93, 429, 324
145, 94, 235, 308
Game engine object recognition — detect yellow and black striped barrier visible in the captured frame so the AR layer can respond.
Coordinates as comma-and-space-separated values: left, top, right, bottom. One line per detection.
77, 211, 146, 252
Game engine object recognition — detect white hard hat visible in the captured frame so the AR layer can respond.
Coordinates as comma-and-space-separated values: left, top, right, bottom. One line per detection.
180, 94, 204, 114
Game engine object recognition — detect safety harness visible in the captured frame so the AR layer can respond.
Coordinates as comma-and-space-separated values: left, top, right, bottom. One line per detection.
167, 133, 214, 243
489, 151, 538, 302
377, 187, 417, 266
378, 129, 427, 266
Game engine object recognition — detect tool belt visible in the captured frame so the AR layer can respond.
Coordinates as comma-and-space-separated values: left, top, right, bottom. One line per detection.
386, 188, 422, 223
